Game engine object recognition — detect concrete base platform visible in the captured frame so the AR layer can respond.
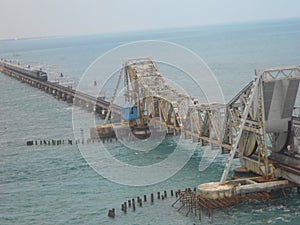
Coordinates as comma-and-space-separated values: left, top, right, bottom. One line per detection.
198, 182, 236, 199
198, 178, 294, 200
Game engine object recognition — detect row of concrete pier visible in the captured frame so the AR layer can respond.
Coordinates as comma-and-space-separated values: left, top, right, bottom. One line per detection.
0, 64, 113, 116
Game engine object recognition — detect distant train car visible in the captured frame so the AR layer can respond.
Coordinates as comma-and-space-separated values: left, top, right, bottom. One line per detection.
1, 60, 48, 81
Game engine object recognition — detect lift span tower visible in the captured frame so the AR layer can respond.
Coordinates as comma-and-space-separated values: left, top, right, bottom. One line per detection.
94, 58, 300, 198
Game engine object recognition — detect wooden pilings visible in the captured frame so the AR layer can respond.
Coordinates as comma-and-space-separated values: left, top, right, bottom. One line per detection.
132, 198, 136, 211
112, 188, 233, 220
111, 189, 178, 219
26, 137, 119, 146
121, 202, 127, 213
107, 208, 115, 218
26, 139, 73, 146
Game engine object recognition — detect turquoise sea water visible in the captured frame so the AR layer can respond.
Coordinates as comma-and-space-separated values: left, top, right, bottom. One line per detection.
1, 19, 300, 224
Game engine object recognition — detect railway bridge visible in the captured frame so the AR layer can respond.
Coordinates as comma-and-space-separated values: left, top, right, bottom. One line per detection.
101, 58, 300, 190
1, 57, 300, 196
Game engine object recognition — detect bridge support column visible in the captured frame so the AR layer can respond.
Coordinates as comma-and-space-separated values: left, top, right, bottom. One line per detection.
52, 89, 57, 96
66, 95, 74, 104
57, 91, 64, 100
74, 98, 80, 106
86, 103, 94, 112
61, 93, 67, 101
95, 105, 106, 114
93, 105, 98, 113
57, 91, 61, 100
100, 109, 107, 119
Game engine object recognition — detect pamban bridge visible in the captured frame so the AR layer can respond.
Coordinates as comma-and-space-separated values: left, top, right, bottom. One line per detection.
1, 57, 300, 218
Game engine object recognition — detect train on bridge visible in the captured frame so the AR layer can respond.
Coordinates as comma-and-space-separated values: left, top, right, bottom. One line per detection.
0, 59, 48, 81
0, 58, 110, 118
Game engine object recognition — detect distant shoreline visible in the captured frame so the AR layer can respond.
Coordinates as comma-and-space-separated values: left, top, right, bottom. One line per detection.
1, 17, 299, 42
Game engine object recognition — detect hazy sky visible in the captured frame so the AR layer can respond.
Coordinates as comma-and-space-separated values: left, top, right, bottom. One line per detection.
1, 0, 299, 40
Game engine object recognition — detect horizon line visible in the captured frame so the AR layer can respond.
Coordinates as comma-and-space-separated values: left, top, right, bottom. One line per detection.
0, 17, 299, 42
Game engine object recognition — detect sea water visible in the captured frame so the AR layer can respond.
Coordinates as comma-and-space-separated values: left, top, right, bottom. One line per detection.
1, 19, 300, 224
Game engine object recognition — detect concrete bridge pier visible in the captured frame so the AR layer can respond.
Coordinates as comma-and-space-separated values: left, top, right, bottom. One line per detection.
57, 91, 62, 100
52, 89, 57, 97
86, 103, 94, 112
94, 105, 104, 114
74, 98, 86, 108
57, 91, 66, 101
66, 95, 74, 104
0, 62, 110, 121
61, 92, 67, 101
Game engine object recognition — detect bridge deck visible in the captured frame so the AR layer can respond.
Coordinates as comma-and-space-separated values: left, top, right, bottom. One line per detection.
0, 64, 113, 114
